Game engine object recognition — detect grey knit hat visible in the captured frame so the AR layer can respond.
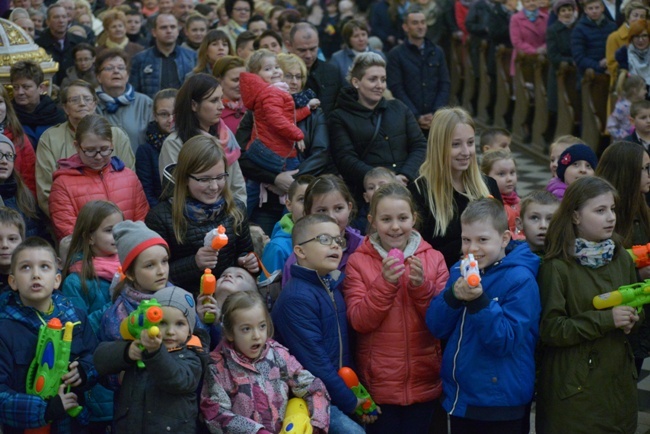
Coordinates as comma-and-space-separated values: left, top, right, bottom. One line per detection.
155, 285, 197, 334
113, 220, 169, 272
553, 0, 577, 15
0, 134, 16, 154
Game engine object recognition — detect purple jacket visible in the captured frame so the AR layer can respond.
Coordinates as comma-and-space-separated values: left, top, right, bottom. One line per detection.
546, 177, 567, 200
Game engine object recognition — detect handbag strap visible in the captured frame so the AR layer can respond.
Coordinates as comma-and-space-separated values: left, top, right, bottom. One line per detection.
360, 111, 383, 161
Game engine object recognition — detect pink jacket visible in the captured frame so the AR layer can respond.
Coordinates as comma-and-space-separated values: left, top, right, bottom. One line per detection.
49, 154, 149, 240
201, 339, 330, 433
343, 233, 449, 405
509, 10, 548, 76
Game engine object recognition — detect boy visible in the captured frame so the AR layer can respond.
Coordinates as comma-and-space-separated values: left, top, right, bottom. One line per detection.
0, 208, 25, 293
515, 190, 560, 254
0, 237, 97, 434
362, 167, 398, 205
426, 198, 540, 433
480, 127, 512, 153
261, 175, 314, 278
624, 99, 650, 151
272, 214, 368, 434
570, 0, 616, 79
236, 31, 257, 61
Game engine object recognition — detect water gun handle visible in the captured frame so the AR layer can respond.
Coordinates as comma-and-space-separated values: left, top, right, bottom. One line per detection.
461, 254, 481, 287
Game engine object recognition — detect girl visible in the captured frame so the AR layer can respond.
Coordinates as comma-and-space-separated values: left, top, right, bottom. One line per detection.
509, 0, 548, 76
555, 143, 598, 194
201, 290, 330, 433
49, 114, 149, 241
607, 74, 647, 140
282, 174, 364, 285
545, 134, 580, 200
0, 85, 35, 194
411, 107, 501, 268
537, 176, 639, 433
147, 135, 258, 296
136, 88, 177, 207
192, 29, 234, 75
182, 14, 209, 51
62, 200, 122, 431
343, 183, 448, 434
481, 149, 525, 240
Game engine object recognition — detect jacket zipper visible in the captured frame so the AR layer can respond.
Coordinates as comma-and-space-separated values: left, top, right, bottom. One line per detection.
325, 283, 344, 369
450, 307, 467, 415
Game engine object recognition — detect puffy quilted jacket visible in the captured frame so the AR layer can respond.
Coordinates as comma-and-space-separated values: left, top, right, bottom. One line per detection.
49, 154, 149, 240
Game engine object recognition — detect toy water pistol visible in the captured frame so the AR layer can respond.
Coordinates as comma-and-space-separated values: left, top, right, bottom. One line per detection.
200, 269, 217, 324
280, 397, 312, 434
108, 266, 124, 296
627, 243, 650, 268
25, 318, 83, 427
593, 279, 650, 313
119, 299, 164, 368
461, 254, 481, 287
204, 225, 229, 250
338, 367, 378, 417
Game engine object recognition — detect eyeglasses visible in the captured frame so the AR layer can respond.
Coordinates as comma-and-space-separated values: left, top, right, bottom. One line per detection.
284, 73, 303, 82
233, 7, 250, 12
635, 34, 650, 40
155, 111, 173, 119
80, 147, 114, 157
0, 152, 16, 162
298, 233, 347, 248
189, 173, 229, 184
67, 95, 94, 105
101, 65, 127, 72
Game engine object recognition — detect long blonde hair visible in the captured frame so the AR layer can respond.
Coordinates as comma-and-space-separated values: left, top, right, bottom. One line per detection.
416, 107, 490, 237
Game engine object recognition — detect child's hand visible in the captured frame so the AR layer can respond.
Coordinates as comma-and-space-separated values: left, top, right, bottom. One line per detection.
57, 384, 78, 411
238, 252, 259, 274
196, 246, 219, 269
382, 255, 405, 284
453, 277, 483, 301
128, 340, 143, 361
62, 361, 82, 388
197, 294, 220, 322
308, 98, 320, 110
640, 265, 650, 280
612, 306, 640, 334
295, 139, 306, 152
407, 256, 424, 287
356, 398, 381, 424
140, 328, 162, 353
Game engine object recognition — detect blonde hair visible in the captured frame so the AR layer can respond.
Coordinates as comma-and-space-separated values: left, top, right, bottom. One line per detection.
277, 53, 307, 88
480, 149, 516, 175
416, 107, 490, 237
549, 135, 582, 155
221, 291, 274, 340
246, 48, 276, 74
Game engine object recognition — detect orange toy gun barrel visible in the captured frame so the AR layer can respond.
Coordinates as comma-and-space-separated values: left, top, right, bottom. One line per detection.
204, 225, 229, 250
338, 367, 378, 416
627, 243, 650, 269
200, 269, 217, 324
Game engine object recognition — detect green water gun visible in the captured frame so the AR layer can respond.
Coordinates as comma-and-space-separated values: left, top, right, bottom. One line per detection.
120, 299, 164, 368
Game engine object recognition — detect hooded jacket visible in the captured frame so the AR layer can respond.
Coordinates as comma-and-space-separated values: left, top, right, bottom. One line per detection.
261, 213, 294, 279
49, 154, 149, 240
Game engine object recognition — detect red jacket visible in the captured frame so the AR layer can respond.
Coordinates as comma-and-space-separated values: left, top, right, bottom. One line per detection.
239, 72, 306, 158
343, 234, 448, 405
4, 129, 36, 195
49, 154, 149, 240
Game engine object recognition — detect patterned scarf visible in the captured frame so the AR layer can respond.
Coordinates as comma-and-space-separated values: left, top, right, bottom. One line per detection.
628, 45, 650, 86
292, 88, 317, 109
184, 197, 225, 224
146, 120, 169, 153
96, 83, 136, 114
574, 238, 615, 268
207, 119, 241, 166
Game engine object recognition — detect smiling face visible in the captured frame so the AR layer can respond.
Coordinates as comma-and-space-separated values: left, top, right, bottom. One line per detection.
159, 306, 191, 349
574, 192, 616, 242
130, 244, 169, 292
518, 203, 558, 252
0, 224, 21, 271
228, 305, 268, 359
90, 212, 122, 257
282, 65, 304, 94
488, 158, 517, 195
371, 197, 415, 252
294, 221, 343, 275
449, 123, 476, 179
257, 55, 283, 84
558, 4, 575, 22
187, 159, 227, 204
461, 219, 510, 270
220, 66, 245, 101
9, 247, 61, 313
0, 141, 14, 183
353, 65, 386, 109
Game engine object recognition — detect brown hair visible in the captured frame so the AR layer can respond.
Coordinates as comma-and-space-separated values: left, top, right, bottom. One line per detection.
221, 290, 274, 341
304, 174, 357, 222
461, 197, 509, 234
10, 236, 57, 275
519, 190, 559, 220
369, 182, 418, 228
74, 114, 113, 144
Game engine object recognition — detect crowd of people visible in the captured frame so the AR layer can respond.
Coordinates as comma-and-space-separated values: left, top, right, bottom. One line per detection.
0, 0, 646, 433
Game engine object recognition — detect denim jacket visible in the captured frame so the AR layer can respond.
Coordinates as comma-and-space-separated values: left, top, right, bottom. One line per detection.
130, 45, 197, 98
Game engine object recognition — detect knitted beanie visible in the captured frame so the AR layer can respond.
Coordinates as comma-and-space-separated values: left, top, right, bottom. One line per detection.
557, 144, 598, 183
154, 285, 197, 334
0, 134, 16, 154
553, 0, 577, 15
113, 220, 169, 272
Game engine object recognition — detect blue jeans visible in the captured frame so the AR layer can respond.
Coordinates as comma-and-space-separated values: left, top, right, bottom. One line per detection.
330, 405, 366, 434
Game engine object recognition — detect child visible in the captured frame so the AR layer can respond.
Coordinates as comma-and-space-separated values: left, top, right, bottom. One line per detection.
272, 214, 368, 434
555, 144, 598, 197
426, 198, 541, 433
362, 166, 398, 206
0, 207, 24, 292
99, 220, 170, 342
624, 99, 650, 151
571, 0, 616, 79
136, 88, 177, 208
481, 149, 525, 239
607, 74, 647, 140
536, 176, 638, 433
0, 237, 98, 434
509, 0, 548, 77
545, 135, 580, 199
281, 174, 364, 286
344, 183, 449, 433
94, 285, 204, 434
479, 127, 512, 154
515, 190, 560, 253
49, 114, 149, 241
202, 291, 330, 433
261, 175, 313, 277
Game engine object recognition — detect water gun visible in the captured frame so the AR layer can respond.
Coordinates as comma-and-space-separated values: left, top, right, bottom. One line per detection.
200, 268, 217, 324
387, 248, 404, 269
461, 254, 481, 287
119, 299, 164, 368
338, 367, 378, 417
204, 225, 229, 250
280, 397, 312, 434
627, 243, 650, 268
593, 279, 650, 313
25, 318, 83, 429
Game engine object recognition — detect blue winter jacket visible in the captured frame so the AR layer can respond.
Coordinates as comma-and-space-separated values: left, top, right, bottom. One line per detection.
426, 242, 541, 421
0, 291, 98, 434
271, 265, 358, 414
260, 213, 293, 281
570, 15, 616, 75
129, 45, 197, 98
136, 136, 163, 207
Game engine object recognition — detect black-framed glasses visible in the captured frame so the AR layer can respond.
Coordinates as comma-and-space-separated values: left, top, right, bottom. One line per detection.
284, 73, 303, 82
80, 147, 113, 157
298, 234, 347, 248
189, 173, 229, 185
0, 152, 16, 162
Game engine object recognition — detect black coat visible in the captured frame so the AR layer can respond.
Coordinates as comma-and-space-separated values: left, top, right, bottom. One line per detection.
306, 59, 342, 117
36, 30, 85, 86
546, 20, 575, 112
329, 87, 427, 200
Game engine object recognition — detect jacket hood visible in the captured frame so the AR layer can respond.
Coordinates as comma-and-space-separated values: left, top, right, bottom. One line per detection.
335, 86, 387, 118
0, 291, 78, 332
490, 241, 540, 277
53, 154, 125, 179
363, 230, 425, 260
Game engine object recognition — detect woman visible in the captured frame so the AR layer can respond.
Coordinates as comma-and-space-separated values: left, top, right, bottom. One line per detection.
255, 29, 283, 54
411, 107, 502, 268
96, 10, 144, 58
329, 52, 426, 212
62, 43, 98, 89
606, 1, 648, 78
73, 0, 102, 35
616, 19, 650, 88
158, 73, 246, 205
191, 29, 234, 75
36, 80, 135, 217
95, 48, 153, 154
235, 53, 334, 233
213, 56, 246, 133
330, 20, 387, 82
182, 13, 209, 51
218, 0, 254, 46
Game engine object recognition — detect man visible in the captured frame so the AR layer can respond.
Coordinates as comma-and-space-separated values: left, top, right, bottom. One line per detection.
286, 22, 341, 116
172, 0, 194, 27
387, 5, 450, 132
35, 4, 84, 85
129, 13, 196, 98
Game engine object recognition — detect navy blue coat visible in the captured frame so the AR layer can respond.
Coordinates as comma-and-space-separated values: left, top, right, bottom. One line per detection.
135, 128, 163, 208
570, 15, 616, 75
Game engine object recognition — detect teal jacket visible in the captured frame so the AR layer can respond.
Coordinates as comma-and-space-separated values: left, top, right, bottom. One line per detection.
261, 213, 294, 281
